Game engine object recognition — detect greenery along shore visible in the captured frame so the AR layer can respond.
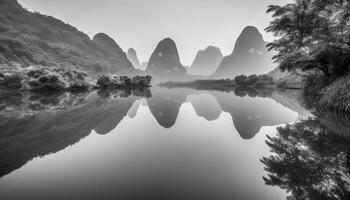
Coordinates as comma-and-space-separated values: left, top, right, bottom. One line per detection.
266, 0, 350, 113
0, 65, 151, 92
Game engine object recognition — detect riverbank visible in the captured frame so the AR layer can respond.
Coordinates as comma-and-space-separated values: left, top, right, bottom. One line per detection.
159, 73, 303, 91
159, 77, 278, 91
159, 79, 236, 90
0, 65, 152, 93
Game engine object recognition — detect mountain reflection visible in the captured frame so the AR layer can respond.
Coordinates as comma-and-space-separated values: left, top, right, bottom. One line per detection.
0, 89, 150, 178
146, 87, 188, 128
211, 89, 296, 139
261, 115, 350, 199
187, 93, 222, 121
0, 86, 302, 178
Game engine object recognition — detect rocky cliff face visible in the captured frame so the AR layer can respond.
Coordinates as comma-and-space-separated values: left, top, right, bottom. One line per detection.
0, 0, 136, 75
212, 26, 275, 78
127, 48, 141, 69
188, 46, 223, 76
146, 38, 186, 82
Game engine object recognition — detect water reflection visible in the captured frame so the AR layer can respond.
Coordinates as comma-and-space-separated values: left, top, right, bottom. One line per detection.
211, 90, 296, 139
187, 93, 222, 121
261, 116, 350, 199
0, 88, 150, 178
0, 87, 302, 179
146, 87, 188, 128
0, 86, 335, 200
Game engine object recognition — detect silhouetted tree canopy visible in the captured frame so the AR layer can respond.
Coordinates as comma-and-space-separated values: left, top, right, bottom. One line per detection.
261, 118, 350, 199
266, 0, 350, 79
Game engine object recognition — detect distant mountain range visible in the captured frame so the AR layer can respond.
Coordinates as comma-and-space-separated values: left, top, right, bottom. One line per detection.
143, 26, 275, 80
188, 46, 223, 76
212, 26, 275, 78
0, 0, 136, 75
0, 0, 279, 81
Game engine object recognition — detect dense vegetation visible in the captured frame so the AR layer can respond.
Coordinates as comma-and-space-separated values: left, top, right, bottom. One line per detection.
266, 0, 350, 113
0, 65, 151, 92
234, 74, 274, 87
0, 0, 135, 75
262, 117, 350, 199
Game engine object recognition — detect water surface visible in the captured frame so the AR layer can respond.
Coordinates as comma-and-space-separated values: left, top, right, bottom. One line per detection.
1, 87, 345, 200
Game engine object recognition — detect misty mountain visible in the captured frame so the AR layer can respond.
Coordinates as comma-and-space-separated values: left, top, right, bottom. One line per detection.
0, 0, 135, 75
141, 62, 148, 70
212, 26, 275, 78
188, 46, 223, 76
127, 48, 141, 69
146, 38, 187, 82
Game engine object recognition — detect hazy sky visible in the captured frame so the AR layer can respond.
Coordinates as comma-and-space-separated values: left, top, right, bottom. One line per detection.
19, 0, 291, 65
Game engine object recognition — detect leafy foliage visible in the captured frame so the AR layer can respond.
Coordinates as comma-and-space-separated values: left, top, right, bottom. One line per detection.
234, 74, 273, 86
266, 0, 350, 79
0, 65, 91, 92
96, 75, 151, 89
262, 118, 350, 200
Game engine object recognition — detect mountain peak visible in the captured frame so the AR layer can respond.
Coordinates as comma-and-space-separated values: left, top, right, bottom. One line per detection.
188, 46, 223, 76
211, 26, 275, 78
93, 33, 124, 54
127, 48, 137, 55
161, 37, 176, 43
93, 33, 117, 45
242, 26, 261, 35
153, 38, 179, 60
233, 26, 265, 54
149, 37, 180, 61
204, 46, 220, 52
127, 48, 141, 69
146, 38, 186, 81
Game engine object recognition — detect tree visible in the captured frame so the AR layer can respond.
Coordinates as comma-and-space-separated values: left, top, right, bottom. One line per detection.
266, 0, 350, 80
246, 74, 259, 85
234, 75, 248, 86
261, 118, 350, 200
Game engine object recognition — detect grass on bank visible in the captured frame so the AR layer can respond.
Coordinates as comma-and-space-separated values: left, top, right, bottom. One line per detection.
318, 76, 350, 113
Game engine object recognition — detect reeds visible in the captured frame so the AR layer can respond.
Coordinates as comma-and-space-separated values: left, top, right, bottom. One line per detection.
319, 76, 350, 113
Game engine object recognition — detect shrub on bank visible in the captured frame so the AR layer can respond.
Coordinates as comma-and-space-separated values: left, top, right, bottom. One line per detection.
234, 74, 274, 87
0, 65, 91, 92
234, 75, 248, 86
96, 75, 151, 89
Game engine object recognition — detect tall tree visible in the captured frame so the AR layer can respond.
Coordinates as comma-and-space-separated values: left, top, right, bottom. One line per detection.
266, 0, 350, 79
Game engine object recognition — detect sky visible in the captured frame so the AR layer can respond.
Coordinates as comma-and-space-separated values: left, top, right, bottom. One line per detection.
19, 0, 291, 66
